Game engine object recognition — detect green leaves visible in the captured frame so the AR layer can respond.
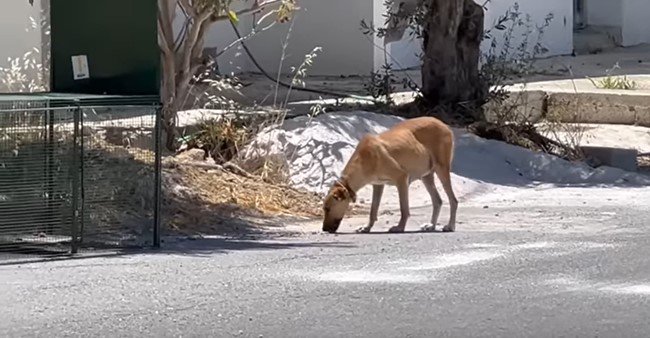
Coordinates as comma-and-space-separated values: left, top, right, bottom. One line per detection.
227, 10, 239, 24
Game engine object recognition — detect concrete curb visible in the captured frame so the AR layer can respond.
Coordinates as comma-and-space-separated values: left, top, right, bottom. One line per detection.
488, 88, 650, 127
547, 92, 650, 126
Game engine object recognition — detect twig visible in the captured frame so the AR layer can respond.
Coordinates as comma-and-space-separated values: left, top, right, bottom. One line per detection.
223, 161, 253, 178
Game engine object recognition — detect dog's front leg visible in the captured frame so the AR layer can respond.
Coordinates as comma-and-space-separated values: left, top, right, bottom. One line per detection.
388, 175, 409, 233
356, 184, 384, 233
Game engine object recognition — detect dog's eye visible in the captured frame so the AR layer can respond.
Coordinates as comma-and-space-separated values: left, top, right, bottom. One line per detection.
324, 207, 330, 212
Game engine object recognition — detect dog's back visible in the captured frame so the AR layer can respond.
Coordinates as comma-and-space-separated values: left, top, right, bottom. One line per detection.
376, 116, 454, 174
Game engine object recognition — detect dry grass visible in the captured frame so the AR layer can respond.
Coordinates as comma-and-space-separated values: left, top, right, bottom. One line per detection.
161, 149, 329, 235
86, 138, 367, 238
167, 161, 322, 217
78, 134, 328, 241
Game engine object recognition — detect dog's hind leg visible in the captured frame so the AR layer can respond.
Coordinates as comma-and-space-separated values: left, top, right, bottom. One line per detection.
434, 164, 458, 232
420, 173, 442, 232
356, 184, 384, 233
388, 173, 410, 233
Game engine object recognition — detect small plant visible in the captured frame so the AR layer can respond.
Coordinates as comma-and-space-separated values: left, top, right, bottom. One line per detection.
284, 46, 323, 107
360, 61, 421, 109
364, 63, 398, 106
587, 64, 637, 90
480, 2, 554, 117
359, 0, 421, 108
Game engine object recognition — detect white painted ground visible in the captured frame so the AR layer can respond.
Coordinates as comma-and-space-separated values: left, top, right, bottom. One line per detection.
299, 240, 624, 286
544, 277, 650, 296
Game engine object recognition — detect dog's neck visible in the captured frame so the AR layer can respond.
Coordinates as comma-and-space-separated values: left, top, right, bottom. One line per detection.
336, 176, 358, 202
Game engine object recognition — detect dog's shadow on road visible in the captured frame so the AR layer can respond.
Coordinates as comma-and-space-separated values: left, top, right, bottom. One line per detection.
333, 229, 451, 236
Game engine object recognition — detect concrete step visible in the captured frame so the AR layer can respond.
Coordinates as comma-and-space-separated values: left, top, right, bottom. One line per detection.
487, 75, 650, 127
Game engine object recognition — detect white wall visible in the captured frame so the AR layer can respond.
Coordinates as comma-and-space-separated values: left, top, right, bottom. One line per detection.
371, 0, 421, 72
380, 0, 574, 72
0, 0, 45, 91
481, 0, 573, 59
210, 0, 574, 76
228, 0, 376, 76
621, 0, 650, 46
585, 0, 622, 27
384, 29, 422, 71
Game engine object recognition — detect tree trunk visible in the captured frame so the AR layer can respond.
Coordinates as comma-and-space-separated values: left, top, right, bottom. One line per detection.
420, 0, 485, 120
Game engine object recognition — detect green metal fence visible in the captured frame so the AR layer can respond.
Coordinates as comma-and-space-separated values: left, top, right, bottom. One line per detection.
0, 94, 161, 256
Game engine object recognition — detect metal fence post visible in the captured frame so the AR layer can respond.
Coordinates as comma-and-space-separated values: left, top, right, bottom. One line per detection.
70, 104, 81, 254
153, 104, 162, 248
44, 100, 55, 235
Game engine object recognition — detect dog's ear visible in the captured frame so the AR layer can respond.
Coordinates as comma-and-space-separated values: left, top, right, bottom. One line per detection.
332, 184, 349, 201
332, 186, 345, 201
332, 185, 350, 201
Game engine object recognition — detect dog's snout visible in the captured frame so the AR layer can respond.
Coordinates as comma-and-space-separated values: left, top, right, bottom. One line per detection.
322, 218, 342, 233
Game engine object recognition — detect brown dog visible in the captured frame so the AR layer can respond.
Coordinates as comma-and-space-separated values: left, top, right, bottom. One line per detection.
322, 116, 458, 234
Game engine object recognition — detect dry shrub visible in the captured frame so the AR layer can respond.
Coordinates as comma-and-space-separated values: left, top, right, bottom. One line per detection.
187, 116, 253, 164
474, 3, 590, 162
536, 93, 589, 161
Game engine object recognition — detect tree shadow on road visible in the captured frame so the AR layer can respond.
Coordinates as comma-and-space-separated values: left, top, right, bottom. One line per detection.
0, 234, 355, 266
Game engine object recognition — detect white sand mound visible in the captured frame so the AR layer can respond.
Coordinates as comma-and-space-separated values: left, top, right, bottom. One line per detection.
241, 111, 650, 208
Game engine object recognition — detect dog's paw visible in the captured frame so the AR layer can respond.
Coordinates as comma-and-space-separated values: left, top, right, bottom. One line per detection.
355, 226, 371, 233
420, 223, 436, 232
387, 225, 406, 233
442, 224, 456, 232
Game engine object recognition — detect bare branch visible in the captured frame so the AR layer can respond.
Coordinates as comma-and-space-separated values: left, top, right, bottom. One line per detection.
217, 21, 276, 58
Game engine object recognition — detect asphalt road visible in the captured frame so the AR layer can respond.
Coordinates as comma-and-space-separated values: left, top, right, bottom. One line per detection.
1, 189, 649, 338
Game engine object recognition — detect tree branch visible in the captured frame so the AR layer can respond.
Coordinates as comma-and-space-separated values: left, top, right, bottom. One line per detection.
158, 0, 176, 54
178, 0, 196, 18
174, 4, 192, 53
217, 21, 276, 58
190, 18, 212, 63
179, 10, 212, 77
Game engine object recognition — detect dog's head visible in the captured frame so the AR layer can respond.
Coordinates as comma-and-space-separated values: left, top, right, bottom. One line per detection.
322, 181, 355, 233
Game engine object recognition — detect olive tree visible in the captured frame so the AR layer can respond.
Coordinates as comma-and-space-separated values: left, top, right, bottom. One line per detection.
371, 0, 486, 119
